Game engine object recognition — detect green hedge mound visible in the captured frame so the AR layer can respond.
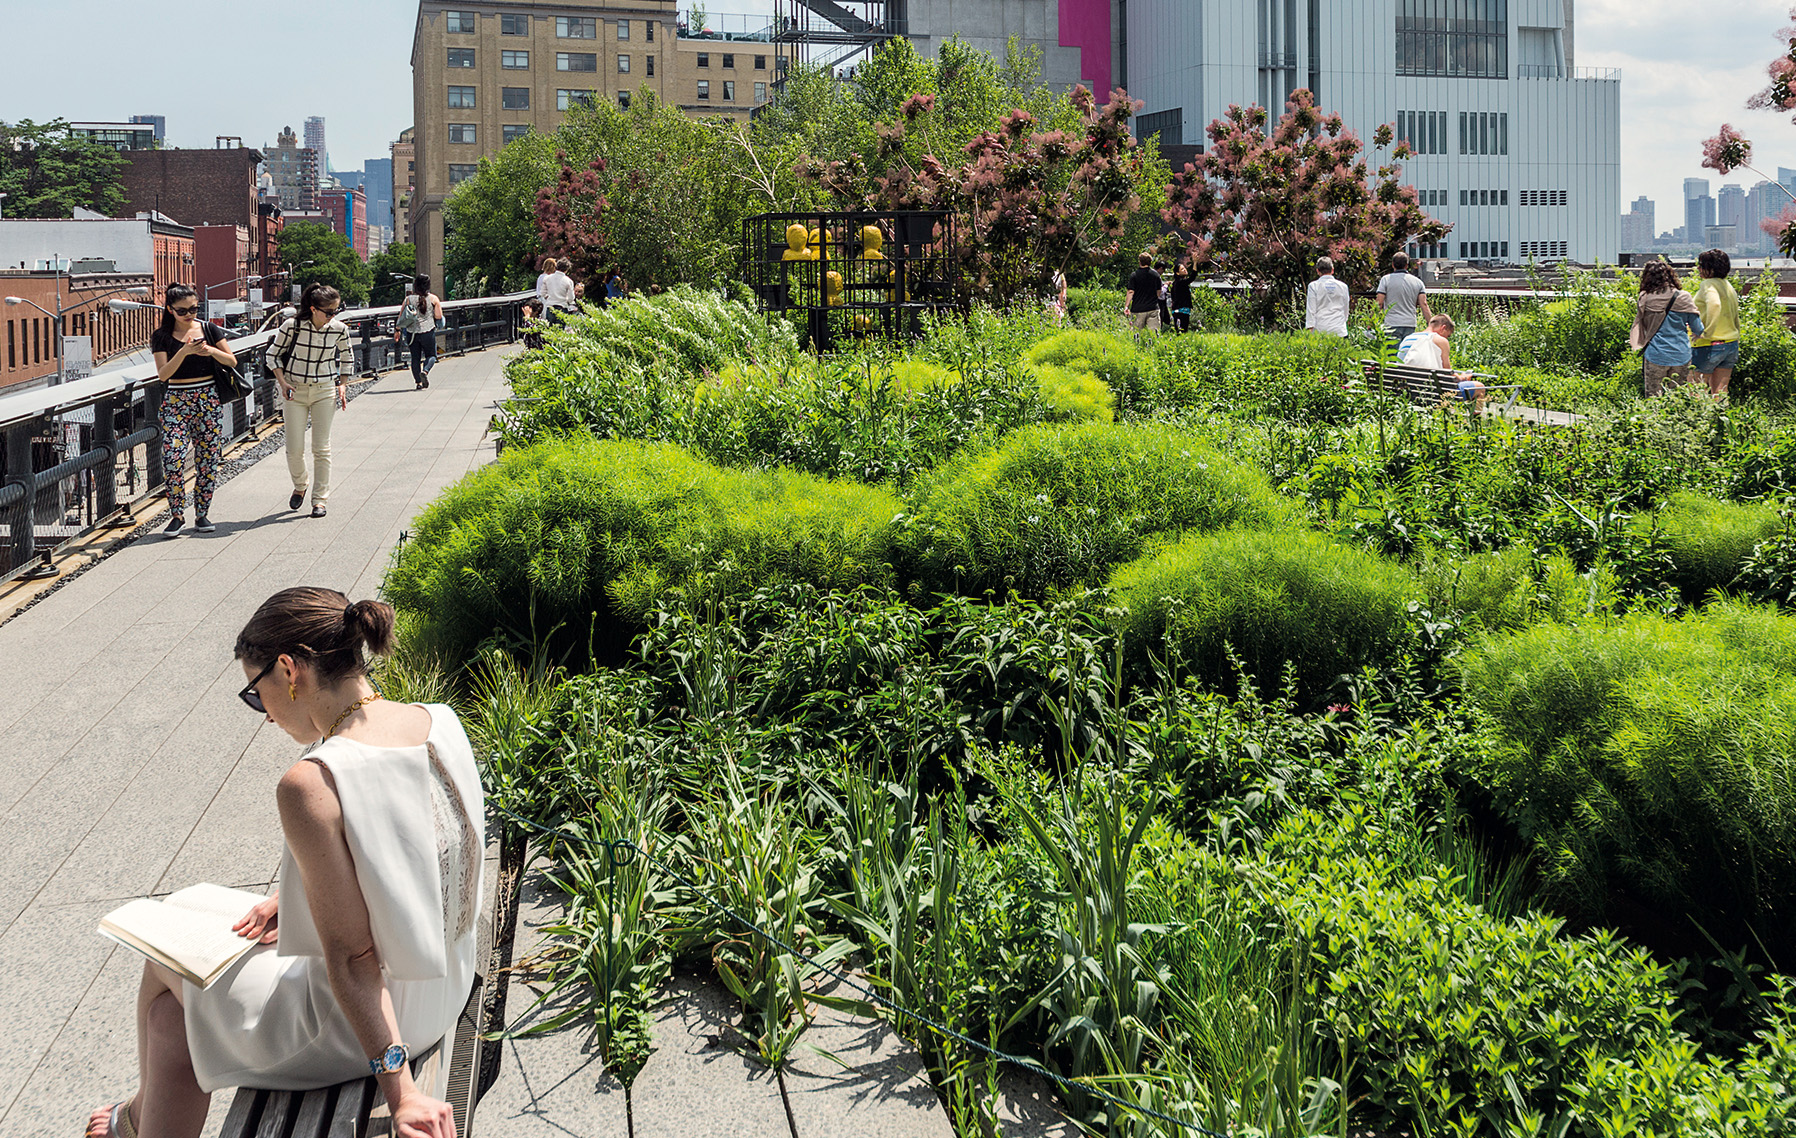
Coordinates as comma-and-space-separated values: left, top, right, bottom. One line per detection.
1635, 490, 1782, 605
1109, 528, 1420, 701
1460, 602, 1796, 955
896, 422, 1289, 600
384, 435, 901, 665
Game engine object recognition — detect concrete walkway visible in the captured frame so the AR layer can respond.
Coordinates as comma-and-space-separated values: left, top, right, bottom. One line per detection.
0, 349, 511, 1136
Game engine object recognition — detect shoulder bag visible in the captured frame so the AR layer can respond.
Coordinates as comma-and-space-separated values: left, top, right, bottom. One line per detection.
208, 323, 253, 401
396, 295, 422, 339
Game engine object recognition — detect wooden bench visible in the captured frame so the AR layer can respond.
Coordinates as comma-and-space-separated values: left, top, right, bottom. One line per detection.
218, 974, 486, 1138
1358, 358, 1522, 416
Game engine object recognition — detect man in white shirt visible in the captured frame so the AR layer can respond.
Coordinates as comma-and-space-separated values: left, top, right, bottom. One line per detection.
1304, 256, 1350, 337
542, 257, 578, 322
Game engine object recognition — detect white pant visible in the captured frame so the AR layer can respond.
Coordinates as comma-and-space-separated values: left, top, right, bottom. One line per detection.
283, 381, 338, 504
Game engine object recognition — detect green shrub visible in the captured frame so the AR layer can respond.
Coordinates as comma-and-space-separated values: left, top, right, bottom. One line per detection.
1499, 364, 1636, 413
1459, 603, 1796, 955
1736, 320, 1796, 404
1030, 363, 1115, 422
1420, 544, 1620, 632
1634, 491, 1783, 605
1063, 286, 1122, 326
1109, 529, 1421, 701
1022, 329, 1149, 404
897, 423, 1289, 600
1152, 332, 1363, 419
383, 435, 901, 666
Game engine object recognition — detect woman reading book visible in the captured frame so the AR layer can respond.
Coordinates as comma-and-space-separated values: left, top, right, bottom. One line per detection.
89, 588, 483, 1138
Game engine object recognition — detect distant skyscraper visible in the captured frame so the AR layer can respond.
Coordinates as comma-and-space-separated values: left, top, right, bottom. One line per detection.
1718, 184, 1746, 236
267, 125, 319, 212
363, 158, 394, 232
129, 114, 165, 144
1684, 178, 1714, 248
1745, 181, 1779, 254
304, 117, 327, 171
1621, 196, 1655, 251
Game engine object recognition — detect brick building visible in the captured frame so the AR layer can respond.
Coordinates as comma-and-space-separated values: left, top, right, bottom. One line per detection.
320, 185, 370, 260
193, 224, 253, 307
0, 271, 156, 391
118, 146, 271, 281
392, 130, 415, 251
408, 1, 788, 291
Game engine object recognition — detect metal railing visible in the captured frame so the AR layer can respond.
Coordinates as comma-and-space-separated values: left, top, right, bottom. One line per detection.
0, 291, 531, 585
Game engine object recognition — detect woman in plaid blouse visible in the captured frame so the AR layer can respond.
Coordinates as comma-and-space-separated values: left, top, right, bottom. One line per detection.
269, 284, 353, 518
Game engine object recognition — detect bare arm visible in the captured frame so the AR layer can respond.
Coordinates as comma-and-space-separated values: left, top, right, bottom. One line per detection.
278, 761, 455, 1137
430, 294, 444, 322
1418, 291, 1432, 323
1375, 291, 1388, 310
1437, 334, 1452, 371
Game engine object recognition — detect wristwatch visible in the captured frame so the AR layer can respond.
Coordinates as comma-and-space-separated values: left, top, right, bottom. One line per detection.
369, 1042, 409, 1076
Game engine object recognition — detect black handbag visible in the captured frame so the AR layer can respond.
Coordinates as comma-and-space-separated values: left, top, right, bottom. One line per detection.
209, 324, 253, 400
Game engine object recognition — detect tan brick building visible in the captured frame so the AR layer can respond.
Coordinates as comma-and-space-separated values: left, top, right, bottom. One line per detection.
408, 0, 787, 292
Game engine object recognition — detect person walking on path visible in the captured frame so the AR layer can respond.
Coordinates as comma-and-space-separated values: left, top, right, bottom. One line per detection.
85, 587, 480, 1138
1376, 252, 1431, 351
394, 276, 444, 391
1305, 256, 1351, 337
149, 284, 237, 536
1630, 259, 1704, 397
1690, 249, 1741, 398
542, 258, 578, 323
1168, 263, 1195, 332
1123, 252, 1163, 334
270, 284, 352, 518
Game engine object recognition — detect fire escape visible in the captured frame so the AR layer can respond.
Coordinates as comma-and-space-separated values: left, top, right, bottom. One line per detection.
772, 0, 907, 84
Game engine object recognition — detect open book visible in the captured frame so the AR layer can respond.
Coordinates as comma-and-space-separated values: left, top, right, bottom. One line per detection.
99, 883, 268, 990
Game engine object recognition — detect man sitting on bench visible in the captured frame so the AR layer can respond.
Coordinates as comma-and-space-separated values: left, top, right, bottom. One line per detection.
1397, 315, 1487, 410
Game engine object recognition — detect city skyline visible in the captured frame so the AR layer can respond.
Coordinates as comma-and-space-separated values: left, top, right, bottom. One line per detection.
1, 0, 1794, 240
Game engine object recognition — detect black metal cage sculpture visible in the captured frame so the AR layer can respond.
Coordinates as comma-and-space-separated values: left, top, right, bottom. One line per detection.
740, 210, 958, 349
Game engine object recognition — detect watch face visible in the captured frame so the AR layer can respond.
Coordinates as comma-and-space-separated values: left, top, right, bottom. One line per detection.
383, 1044, 407, 1071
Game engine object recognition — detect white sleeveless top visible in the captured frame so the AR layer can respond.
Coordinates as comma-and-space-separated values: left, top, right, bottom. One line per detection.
408, 294, 437, 334
181, 704, 485, 1092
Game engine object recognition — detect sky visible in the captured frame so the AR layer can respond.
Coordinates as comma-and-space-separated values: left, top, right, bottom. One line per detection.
0, 0, 1790, 227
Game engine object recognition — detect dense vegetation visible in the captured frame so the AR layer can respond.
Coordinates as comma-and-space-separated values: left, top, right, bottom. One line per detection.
383, 282, 1796, 1136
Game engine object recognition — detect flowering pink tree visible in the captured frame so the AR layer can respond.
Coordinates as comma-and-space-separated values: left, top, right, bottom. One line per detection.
795, 86, 1147, 307
533, 151, 610, 284
1162, 89, 1448, 325
1703, 12, 1796, 253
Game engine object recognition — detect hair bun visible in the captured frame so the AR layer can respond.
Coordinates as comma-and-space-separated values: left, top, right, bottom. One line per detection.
342, 598, 397, 657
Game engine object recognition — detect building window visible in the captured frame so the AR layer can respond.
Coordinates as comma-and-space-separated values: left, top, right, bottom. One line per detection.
618, 19, 630, 39
618, 54, 631, 73
503, 124, 531, 145
447, 86, 476, 109
557, 89, 597, 110
502, 50, 530, 69
557, 16, 596, 38
559, 52, 598, 71
1397, 0, 1508, 79
1136, 108, 1183, 146
619, 92, 632, 109
445, 10, 476, 34
646, 55, 655, 76
1458, 111, 1508, 155
449, 163, 478, 185
754, 81, 767, 103
697, 80, 710, 99
755, 54, 766, 69
1397, 110, 1445, 155
723, 53, 735, 69
501, 13, 529, 35
645, 21, 654, 41
502, 87, 531, 110
698, 52, 709, 67
447, 48, 475, 68
448, 123, 477, 144
721, 80, 734, 101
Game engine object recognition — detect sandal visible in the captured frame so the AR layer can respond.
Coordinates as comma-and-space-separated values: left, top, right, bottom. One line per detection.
87, 1101, 138, 1138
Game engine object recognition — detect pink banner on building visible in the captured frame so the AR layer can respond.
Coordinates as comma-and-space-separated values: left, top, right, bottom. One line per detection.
1057, 0, 1113, 98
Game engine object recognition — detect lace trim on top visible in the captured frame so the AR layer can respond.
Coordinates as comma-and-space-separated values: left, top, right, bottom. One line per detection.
428, 742, 479, 941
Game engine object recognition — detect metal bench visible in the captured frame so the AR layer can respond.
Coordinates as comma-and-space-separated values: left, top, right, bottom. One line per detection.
1359, 358, 1522, 416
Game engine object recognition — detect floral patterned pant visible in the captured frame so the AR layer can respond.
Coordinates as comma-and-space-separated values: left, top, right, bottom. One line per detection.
159, 387, 222, 517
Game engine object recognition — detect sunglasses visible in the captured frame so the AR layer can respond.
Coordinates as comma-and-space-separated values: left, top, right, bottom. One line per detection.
171, 305, 201, 316
317, 307, 340, 316
239, 658, 279, 713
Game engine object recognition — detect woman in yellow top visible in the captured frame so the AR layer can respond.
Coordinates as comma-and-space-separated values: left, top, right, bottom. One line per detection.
1690, 248, 1741, 398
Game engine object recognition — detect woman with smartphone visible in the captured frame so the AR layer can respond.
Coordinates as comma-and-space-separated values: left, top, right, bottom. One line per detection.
149, 284, 236, 535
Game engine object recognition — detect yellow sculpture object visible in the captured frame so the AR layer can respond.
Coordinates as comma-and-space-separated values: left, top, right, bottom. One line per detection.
781, 223, 816, 261
825, 270, 844, 306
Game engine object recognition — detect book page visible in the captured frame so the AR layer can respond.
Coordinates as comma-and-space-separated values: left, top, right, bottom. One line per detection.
99, 889, 262, 988
164, 883, 267, 921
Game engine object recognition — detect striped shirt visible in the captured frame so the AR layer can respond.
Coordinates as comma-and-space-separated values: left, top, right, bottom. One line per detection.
271, 317, 354, 383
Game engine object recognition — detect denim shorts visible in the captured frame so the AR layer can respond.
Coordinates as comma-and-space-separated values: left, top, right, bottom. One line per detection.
1691, 340, 1739, 372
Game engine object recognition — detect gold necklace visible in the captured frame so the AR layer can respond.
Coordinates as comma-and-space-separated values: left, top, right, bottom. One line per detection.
324, 694, 383, 741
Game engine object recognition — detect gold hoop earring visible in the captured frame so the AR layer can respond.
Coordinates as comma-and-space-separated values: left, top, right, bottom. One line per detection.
289, 683, 298, 701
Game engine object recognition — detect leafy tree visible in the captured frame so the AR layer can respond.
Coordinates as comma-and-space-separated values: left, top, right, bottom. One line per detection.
276, 221, 373, 306
367, 242, 418, 307
1162, 89, 1448, 325
443, 132, 560, 294
534, 151, 610, 286
0, 119, 127, 218
798, 84, 1150, 307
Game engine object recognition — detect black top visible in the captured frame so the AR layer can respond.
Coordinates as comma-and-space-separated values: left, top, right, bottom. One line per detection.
1170, 277, 1194, 309
150, 322, 225, 390
1126, 267, 1163, 312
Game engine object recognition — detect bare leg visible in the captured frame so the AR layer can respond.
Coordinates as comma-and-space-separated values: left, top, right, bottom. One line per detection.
1709, 364, 1732, 398
89, 963, 208, 1138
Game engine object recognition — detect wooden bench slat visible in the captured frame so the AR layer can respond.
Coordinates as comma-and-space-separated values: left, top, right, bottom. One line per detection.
327, 1078, 377, 1138
288, 1082, 338, 1138
253, 1090, 297, 1138
220, 1087, 266, 1136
